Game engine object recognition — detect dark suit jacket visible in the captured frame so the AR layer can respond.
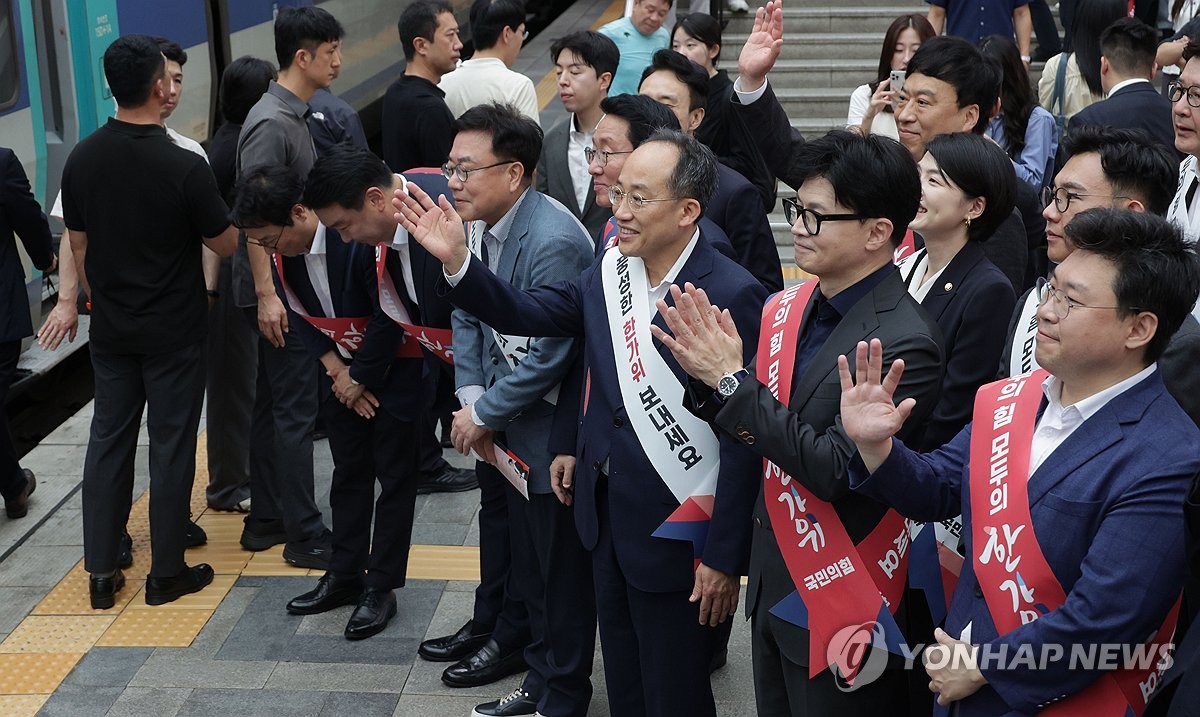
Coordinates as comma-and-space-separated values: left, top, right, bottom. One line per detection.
707, 164, 783, 293
0, 147, 54, 343
1148, 472, 1200, 717
1070, 81, 1177, 156
691, 269, 944, 665
536, 117, 610, 239
730, 81, 807, 189
853, 370, 1200, 716
445, 231, 768, 592
900, 243, 1015, 449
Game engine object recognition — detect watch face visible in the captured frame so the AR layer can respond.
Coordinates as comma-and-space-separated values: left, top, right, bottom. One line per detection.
718, 375, 738, 396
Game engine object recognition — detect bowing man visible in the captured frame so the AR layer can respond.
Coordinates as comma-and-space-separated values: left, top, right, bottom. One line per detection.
395, 130, 767, 717
651, 129, 945, 716
841, 209, 1200, 715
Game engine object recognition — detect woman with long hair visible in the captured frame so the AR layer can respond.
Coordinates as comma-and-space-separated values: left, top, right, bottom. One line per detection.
1038, 0, 1128, 118
901, 133, 1018, 448
847, 14, 936, 139
980, 34, 1058, 189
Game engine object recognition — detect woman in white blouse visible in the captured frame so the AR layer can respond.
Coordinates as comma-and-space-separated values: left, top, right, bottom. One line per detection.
846, 14, 935, 140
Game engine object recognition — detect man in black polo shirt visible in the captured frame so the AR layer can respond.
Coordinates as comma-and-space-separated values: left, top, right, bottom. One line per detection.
61, 34, 238, 609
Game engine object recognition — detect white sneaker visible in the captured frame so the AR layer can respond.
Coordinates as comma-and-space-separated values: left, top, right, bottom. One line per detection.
727, 0, 750, 13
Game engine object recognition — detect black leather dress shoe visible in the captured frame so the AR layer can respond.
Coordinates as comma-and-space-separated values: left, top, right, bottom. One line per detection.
145, 563, 214, 605
344, 588, 397, 640
89, 570, 126, 610
472, 687, 538, 716
418, 465, 479, 495
118, 531, 133, 568
4, 469, 36, 519
441, 638, 528, 687
185, 519, 207, 547
709, 646, 728, 674
287, 573, 364, 615
240, 518, 288, 551
418, 620, 493, 662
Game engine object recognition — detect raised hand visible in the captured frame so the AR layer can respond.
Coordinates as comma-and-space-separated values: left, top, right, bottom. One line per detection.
649, 283, 744, 388
392, 181, 470, 273
837, 339, 913, 469
737, 0, 785, 90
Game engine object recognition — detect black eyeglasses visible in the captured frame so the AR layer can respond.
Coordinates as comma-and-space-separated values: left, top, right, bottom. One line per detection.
441, 160, 517, 183
584, 147, 633, 167
245, 228, 284, 251
782, 198, 868, 235
1169, 81, 1200, 108
1040, 185, 1128, 213
1034, 277, 1137, 319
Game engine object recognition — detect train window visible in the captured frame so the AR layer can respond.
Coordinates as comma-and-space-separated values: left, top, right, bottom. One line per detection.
0, 0, 19, 110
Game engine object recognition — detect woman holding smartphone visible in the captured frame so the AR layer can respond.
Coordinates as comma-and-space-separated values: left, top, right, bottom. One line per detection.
847, 13, 935, 139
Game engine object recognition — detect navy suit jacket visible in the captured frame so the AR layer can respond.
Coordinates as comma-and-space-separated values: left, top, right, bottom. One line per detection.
852, 370, 1200, 716
707, 164, 783, 293
1070, 81, 1178, 157
0, 148, 53, 343
444, 231, 769, 592
900, 243, 1016, 449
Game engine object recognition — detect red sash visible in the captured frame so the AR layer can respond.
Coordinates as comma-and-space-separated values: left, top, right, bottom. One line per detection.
893, 230, 917, 265
374, 245, 455, 364
969, 372, 1179, 715
757, 281, 911, 682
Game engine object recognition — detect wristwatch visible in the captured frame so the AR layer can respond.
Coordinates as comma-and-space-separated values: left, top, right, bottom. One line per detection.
716, 369, 749, 401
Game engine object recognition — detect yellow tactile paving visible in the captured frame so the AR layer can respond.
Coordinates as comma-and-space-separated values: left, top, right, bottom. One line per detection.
0, 694, 50, 716
179, 541, 252, 574
0, 653, 82, 694
95, 608, 212, 648
241, 544, 311, 576
407, 544, 481, 581
32, 562, 144, 616
0, 616, 115, 654
125, 573, 236, 611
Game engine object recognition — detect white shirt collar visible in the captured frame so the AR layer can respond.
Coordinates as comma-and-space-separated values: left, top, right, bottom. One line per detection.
309, 222, 328, 256
1106, 78, 1151, 98
390, 174, 412, 250
650, 228, 701, 293
1040, 363, 1158, 424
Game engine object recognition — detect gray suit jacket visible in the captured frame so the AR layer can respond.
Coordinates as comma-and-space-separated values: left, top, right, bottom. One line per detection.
536, 117, 609, 239
452, 189, 594, 493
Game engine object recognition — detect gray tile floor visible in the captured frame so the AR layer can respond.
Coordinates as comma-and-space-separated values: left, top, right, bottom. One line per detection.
6, 421, 758, 716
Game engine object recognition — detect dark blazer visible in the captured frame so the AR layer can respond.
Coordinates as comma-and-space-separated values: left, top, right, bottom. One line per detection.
536, 117, 610, 239
1070, 81, 1177, 156
445, 231, 768, 592
707, 164, 783, 293
730, 81, 807, 189
853, 370, 1200, 716
0, 147, 54, 343
698, 69, 776, 212
1147, 473, 1200, 717
899, 243, 1015, 449
693, 269, 944, 666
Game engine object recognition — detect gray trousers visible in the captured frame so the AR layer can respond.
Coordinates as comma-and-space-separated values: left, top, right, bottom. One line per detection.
242, 308, 326, 542
204, 257, 254, 509
82, 342, 205, 577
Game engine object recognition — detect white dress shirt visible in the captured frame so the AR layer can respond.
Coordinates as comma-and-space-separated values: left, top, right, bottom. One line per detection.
567, 114, 593, 213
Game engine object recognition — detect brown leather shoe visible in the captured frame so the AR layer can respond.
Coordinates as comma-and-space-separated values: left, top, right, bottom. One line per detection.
4, 469, 36, 519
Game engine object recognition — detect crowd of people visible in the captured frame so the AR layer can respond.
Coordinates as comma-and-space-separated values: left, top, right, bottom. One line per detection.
4, 0, 1200, 714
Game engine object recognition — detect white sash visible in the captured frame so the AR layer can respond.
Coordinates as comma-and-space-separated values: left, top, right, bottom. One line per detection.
1008, 287, 1042, 378
599, 247, 719, 502
1167, 155, 1198, 246
465, 220, 559, 405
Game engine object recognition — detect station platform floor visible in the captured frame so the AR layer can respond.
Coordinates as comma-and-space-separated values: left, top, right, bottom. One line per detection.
0, 402, 757, 716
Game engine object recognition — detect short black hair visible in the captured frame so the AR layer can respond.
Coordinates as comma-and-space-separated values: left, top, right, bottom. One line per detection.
452, 103, 543, 182
1099, 17, 1158, 77
399, 0, 455, 61
640, 49, 707, 112
219, 56, 277, 125
1060, 125, 1177, 216
103, 34, 166, 109
550, 30, 619, 81
671, 13, 722, 64
643, 130, 717, 215
790, 129, 921, 246
303, 143, 394, 211
924, 133, 1016, 243
153, 37, 187, 66
275, 6, 344, 71
230, 165, 305, 229
599, 93, 681, 147
1064, 208, 1200, 363
1184, 36, 1200, 62
469, 0, 524, 51
905, 36, 1000, 134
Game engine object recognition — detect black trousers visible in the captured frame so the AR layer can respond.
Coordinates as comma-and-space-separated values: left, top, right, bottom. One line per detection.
473, 460, 530, 650
0, 340, 27, 500
321, 396, 419, 589
243, 309, 325, 542
418, 359, 456, 476
592, 483, 717, 717
510, 489, 596, 717
1029, 0, 1063, 56
82, 343, 205, 577
204, 258, 254, 509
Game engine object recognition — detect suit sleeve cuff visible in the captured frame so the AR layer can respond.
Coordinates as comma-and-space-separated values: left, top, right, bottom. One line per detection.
455, 384, 485, 408
733, 78, 769, 104
444, 255, 472, 286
